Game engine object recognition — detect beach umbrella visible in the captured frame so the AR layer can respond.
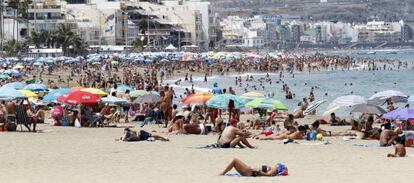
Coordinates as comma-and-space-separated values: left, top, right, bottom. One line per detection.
3, 69, 19, 74
130, 90, 149, 98
101, 96, 127, 104
182, 92, 214, 105
13, 65, 24, 69
18, 90, 38, 98
23, 83, 48, 92
80, 88, 107, 97
240, 92, 265, 100
43, 88, 71, 102
304, 100, 326, 115
0, 74, 10, 80
2, 82, 25, 89
350, 104, 387, 114
61, 91, 100, 105
327, 95, 366, 111
382, 108, 414, 120
133, 91, 161, 104
206, 94, 245, 109
117, 84, 134, 93
245, 98, 288, 110
0, 87, 26, 99
71, 86, 85, 91
368, 90, 408, 105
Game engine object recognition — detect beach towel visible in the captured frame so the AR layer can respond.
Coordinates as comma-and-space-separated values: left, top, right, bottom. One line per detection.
190, 144, 224, 149
352, 143, 380, 147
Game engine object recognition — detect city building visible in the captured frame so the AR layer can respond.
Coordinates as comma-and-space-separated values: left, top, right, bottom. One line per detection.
357, 21, 402, 43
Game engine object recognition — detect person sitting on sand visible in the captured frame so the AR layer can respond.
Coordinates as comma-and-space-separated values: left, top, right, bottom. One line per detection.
380, 127, 403, 147
260, 125, 307, 140
283, 114, 298, 130
310, 120, 357, 137
120, 128, 169, 142
387, 136, 406, 157
218, 118, 255, 148
219, 158, 288, 177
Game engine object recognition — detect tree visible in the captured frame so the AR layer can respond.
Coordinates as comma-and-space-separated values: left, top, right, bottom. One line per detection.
29, 31, 42, 48
5, 39, 20, 57
131, 37, 144, 52
55, 24, 75, 55
71, 35, 89, 56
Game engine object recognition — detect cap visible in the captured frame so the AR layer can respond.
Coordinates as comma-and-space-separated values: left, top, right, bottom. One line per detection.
229, 118, 239, 124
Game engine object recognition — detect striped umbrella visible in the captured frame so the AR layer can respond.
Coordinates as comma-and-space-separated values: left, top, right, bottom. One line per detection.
18, 90, 38, 98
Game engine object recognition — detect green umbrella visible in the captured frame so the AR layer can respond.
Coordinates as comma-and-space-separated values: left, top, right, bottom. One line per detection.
245, 98, 288, 111
130, 90, 149, 98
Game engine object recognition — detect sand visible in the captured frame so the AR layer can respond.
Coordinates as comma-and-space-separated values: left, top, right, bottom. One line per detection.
1, 117, 413, 183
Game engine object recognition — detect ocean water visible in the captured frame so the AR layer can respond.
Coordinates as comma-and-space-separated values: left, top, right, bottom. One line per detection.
166, 49, 414, 115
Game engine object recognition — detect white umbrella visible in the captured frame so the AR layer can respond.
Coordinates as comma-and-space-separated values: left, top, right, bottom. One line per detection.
327, 95, 366, 111
165, 44, 177, 50
368, 90, 408, 105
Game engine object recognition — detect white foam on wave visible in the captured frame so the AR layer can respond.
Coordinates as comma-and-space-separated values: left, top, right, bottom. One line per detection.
168, 84, 211, 92
226, 72, 278, 78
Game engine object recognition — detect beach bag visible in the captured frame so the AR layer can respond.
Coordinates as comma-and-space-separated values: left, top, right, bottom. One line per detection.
7, 123, 17, 131
74, 119, 81, 128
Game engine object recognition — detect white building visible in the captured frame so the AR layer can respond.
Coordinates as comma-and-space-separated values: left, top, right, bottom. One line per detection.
357, 21, 402, 43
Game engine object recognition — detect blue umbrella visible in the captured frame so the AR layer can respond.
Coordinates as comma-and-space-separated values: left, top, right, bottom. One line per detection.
382, 108, 414, 120
23, 83, 48, 92
101, 96, 127, 104
0, 74, 10, 80
43, 88, 71, 102
3, 82, 26, 89
0, 87, 26, 99
206, 94, 245, 109
117, 84, 134, 93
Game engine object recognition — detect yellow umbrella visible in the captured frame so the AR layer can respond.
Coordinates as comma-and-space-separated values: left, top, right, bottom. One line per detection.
18, 90, 38, 98
80, 88, 108, 97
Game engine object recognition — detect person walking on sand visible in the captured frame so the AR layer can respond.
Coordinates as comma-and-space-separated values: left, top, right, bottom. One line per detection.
218, 118, 255, 148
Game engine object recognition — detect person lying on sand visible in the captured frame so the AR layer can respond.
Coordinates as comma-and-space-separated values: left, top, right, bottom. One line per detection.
120, 128, 169, 142
387, 136, 406, 158
310, 121, 357, 137
259, 125, 307, 140
380, 127, 402, 147
219, 158, 288, 177
218, 118, 255, 148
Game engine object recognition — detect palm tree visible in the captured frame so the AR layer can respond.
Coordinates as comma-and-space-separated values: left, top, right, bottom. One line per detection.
40, 30, 56, 48
29, 31, 42, 48
55, 24, 75, 55
71, 35, 89, 56
132, 37, 144, 52
5, 39, 19, 56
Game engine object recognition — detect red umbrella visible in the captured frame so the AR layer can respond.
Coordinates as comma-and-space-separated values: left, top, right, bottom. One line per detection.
56, 94, 69, 103
60, 91, 100, 105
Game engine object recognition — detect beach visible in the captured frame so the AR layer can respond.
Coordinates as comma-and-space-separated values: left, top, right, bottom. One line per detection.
1, 50, 414, 183
1, 118, 413, 183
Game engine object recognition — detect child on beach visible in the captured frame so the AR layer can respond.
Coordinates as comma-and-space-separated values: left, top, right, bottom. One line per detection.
387, 136, 406, 158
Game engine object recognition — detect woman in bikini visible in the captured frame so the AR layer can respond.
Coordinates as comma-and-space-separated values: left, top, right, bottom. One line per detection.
220, 158, 288, 177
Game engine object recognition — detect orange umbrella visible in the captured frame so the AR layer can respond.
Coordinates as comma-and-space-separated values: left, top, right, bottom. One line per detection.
182, 92, 213, 105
